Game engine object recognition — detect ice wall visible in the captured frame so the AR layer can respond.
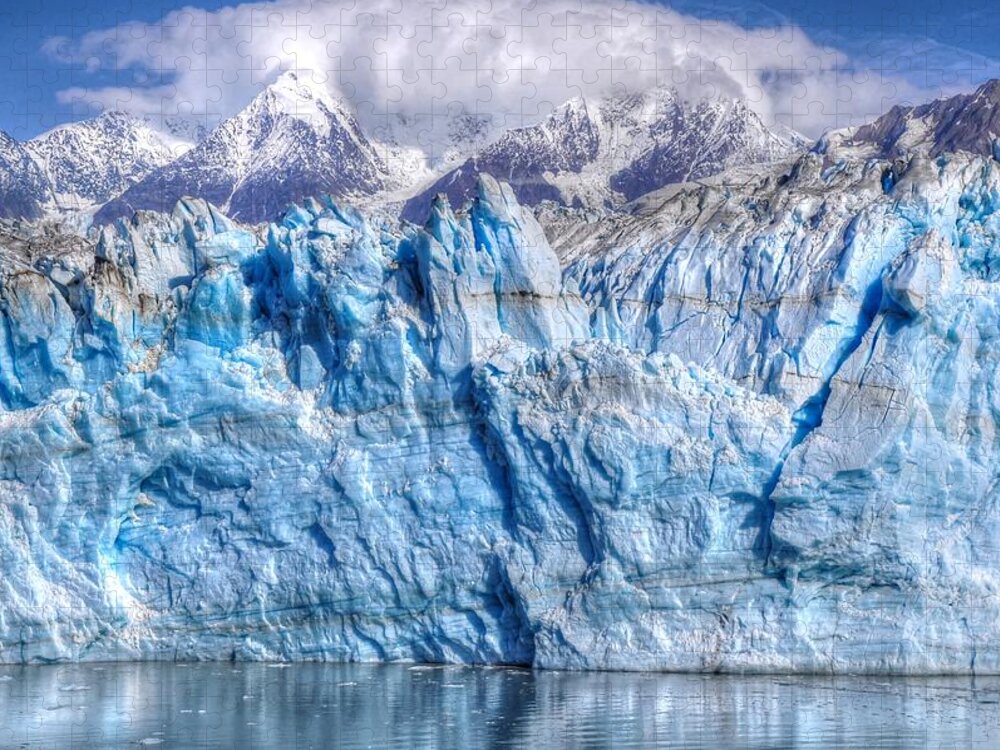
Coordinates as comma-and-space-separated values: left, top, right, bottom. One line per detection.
1, 162, 1000, 673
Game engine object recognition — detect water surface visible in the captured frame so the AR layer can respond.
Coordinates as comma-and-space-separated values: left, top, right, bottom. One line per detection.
0, 662, 997, 748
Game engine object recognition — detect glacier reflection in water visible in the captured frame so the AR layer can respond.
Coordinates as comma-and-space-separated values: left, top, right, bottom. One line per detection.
0, 662, 997, 749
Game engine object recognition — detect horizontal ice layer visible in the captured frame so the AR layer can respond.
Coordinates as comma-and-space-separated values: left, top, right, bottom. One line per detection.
0, 156, 999, 673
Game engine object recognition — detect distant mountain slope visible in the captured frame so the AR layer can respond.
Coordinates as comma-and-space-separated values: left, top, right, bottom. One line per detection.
838, 79, 1000, 159
402, 87, 804, 222
0, 131, 52, 220
95, 72, 392, 224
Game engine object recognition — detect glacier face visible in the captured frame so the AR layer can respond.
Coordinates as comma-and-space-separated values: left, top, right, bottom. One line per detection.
2, 146, 1000, 674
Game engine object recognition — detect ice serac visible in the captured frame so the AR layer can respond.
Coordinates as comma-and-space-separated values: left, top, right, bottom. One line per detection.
4, 119, 1000, 673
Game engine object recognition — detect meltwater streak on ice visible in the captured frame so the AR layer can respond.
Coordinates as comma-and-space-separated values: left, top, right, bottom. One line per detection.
3, 113, 1000, 672
0, 663, 997, 749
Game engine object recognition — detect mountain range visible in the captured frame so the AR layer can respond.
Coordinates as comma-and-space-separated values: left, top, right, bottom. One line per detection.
0, 71, 807, 226
4, 74, 1000, 229
401, 88, 805, 221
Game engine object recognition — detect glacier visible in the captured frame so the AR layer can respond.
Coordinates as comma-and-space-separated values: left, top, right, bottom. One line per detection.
2, 141, 1000, 674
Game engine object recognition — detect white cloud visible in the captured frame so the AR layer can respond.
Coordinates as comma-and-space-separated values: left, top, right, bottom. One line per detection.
43, 0, 970, 138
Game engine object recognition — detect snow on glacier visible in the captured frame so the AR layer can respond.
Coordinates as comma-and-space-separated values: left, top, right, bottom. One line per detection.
1, 150, 1000, 673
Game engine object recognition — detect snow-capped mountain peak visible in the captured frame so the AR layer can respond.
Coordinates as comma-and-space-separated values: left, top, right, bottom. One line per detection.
244, 71, 377, 164
26, 110, 188, 209
96, 70, 390, 224
235, 70, 353, 144
0, 67, 813, 228
263, 71, 346, 123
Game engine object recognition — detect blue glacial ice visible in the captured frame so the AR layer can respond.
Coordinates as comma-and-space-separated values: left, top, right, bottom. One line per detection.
1, 159, 1000, 673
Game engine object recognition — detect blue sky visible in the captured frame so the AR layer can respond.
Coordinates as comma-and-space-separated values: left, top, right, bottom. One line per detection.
0, 0, 231, 137
0, 0, 996, 140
